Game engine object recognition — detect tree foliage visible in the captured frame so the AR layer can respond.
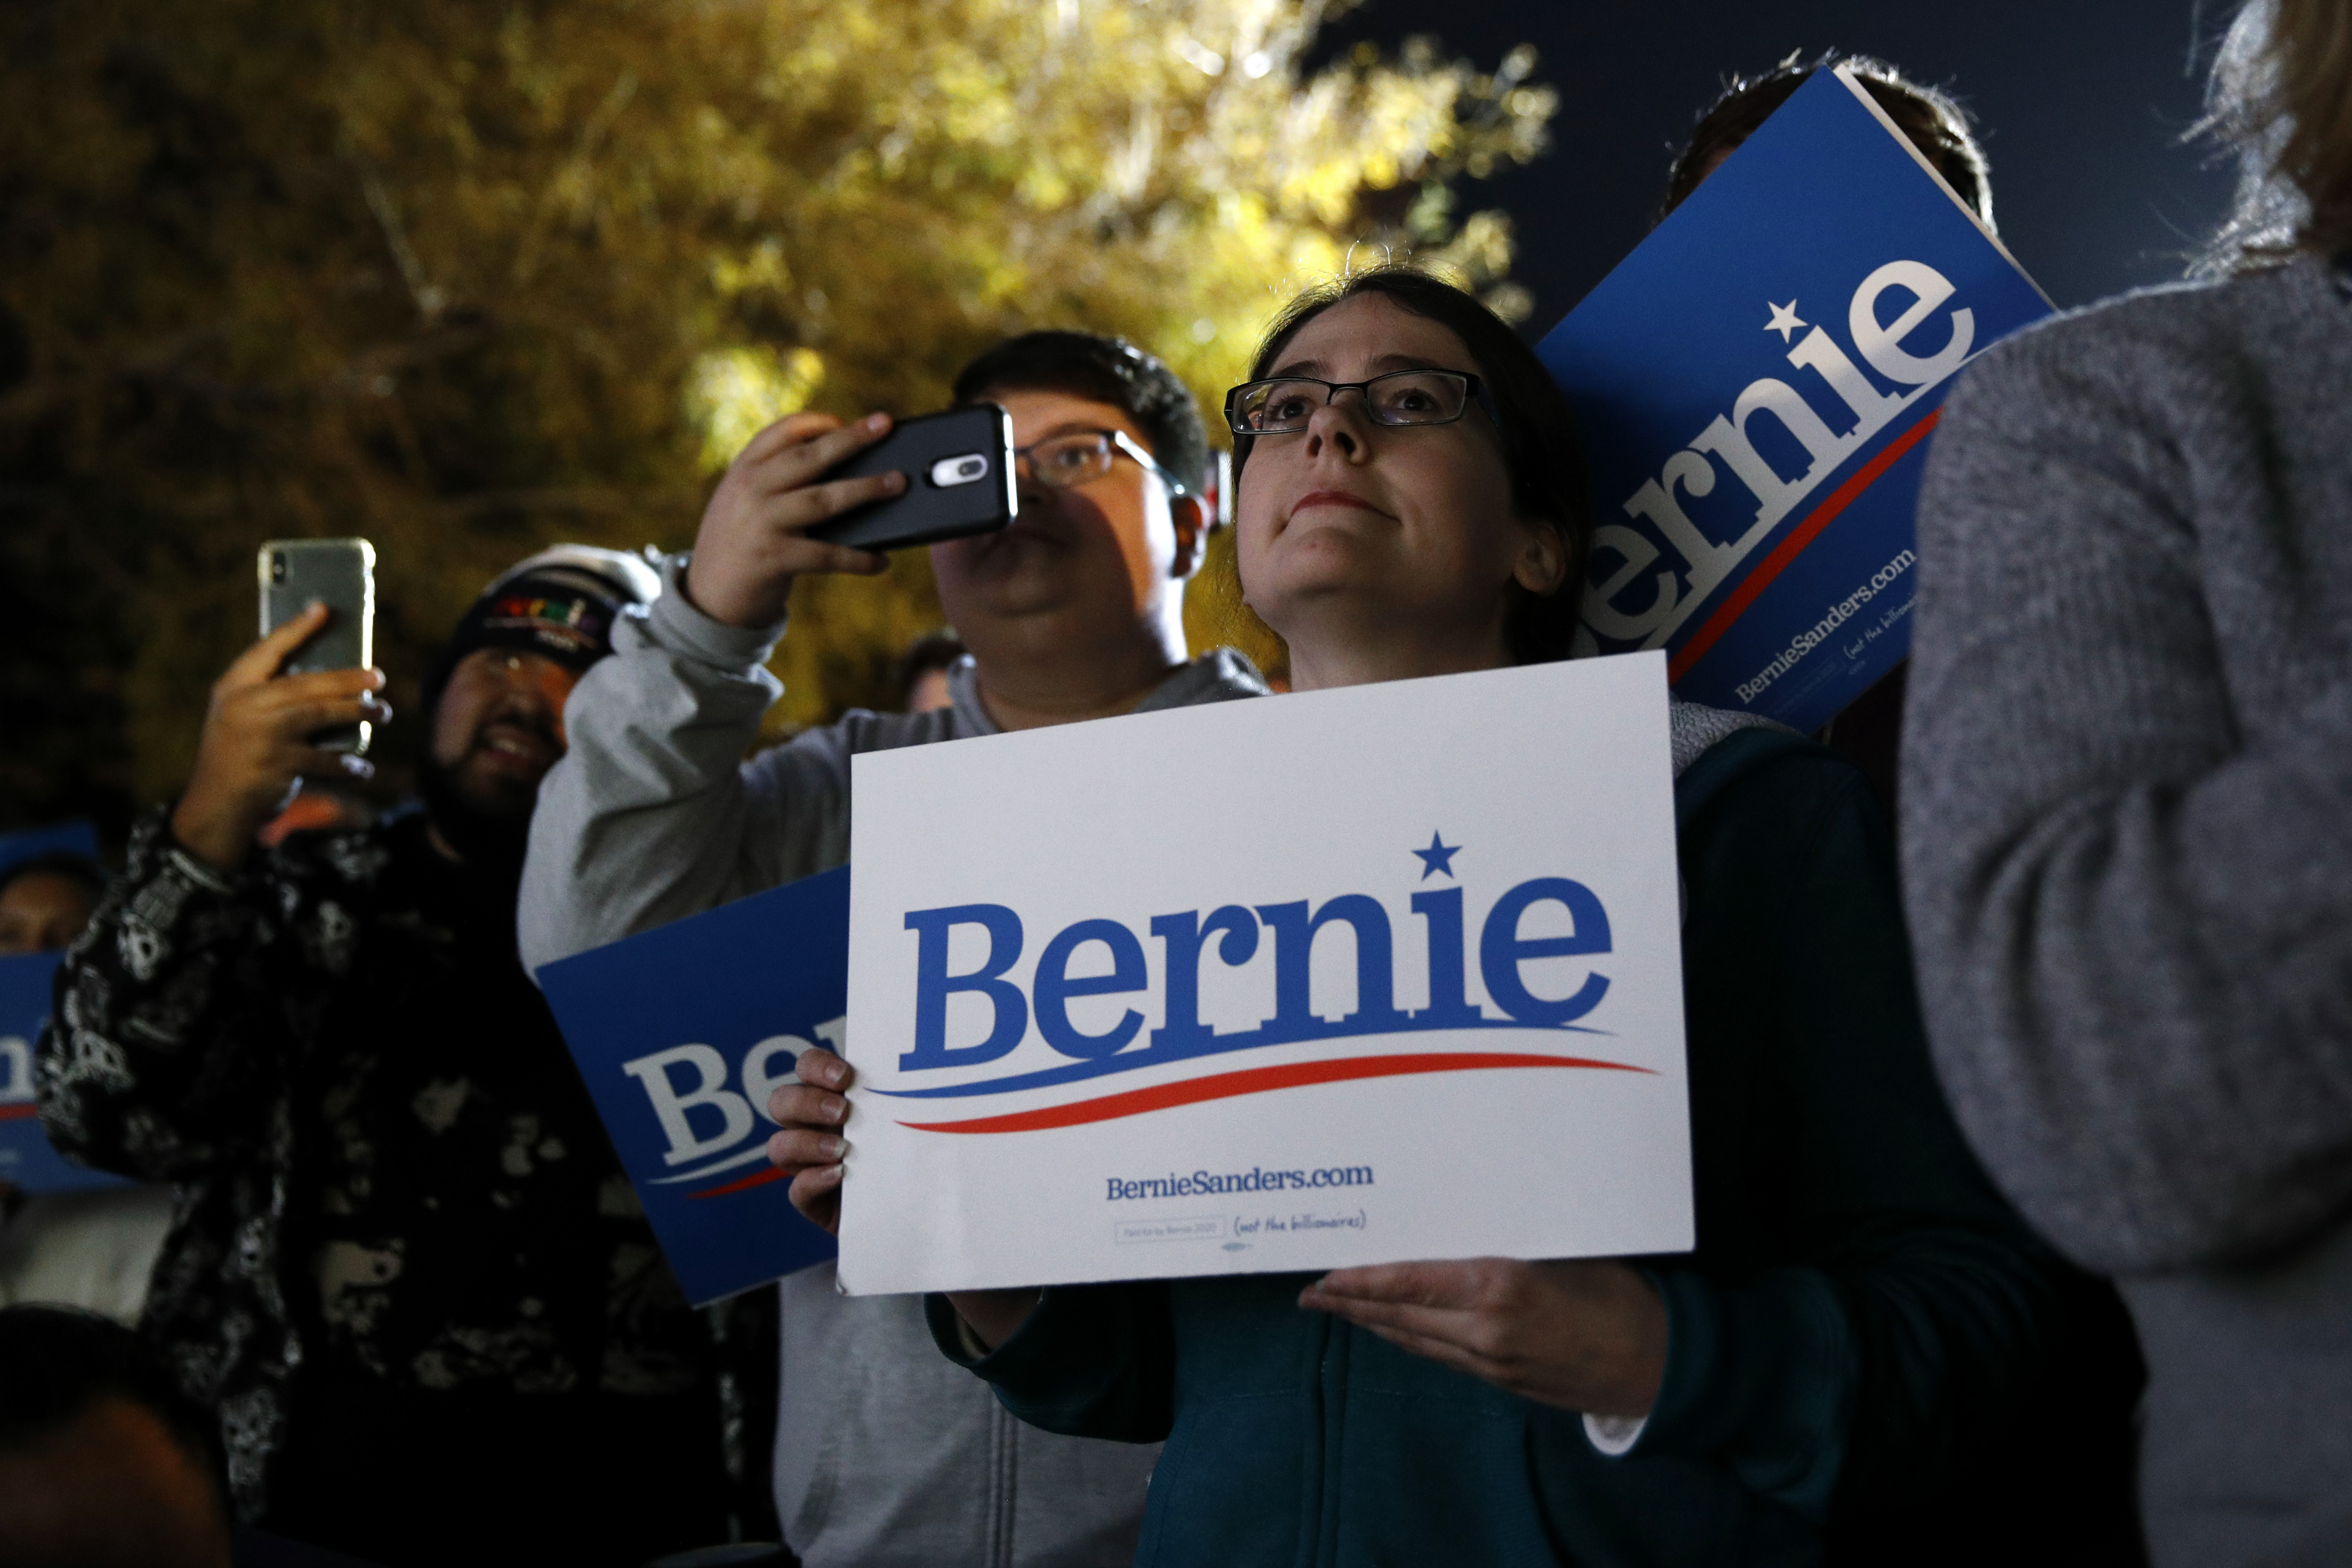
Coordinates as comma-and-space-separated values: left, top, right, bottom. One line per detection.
0, 0, 1553, 831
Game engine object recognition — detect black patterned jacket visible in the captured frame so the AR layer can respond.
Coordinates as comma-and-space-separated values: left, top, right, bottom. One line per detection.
37, 807, 776, 1526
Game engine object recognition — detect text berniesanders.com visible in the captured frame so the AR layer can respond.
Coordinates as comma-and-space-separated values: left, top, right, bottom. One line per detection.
1107, 1164, 1375, 1201
1736, 546, 1918, 704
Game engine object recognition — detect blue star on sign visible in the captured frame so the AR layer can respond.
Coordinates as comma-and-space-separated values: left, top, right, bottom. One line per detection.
1413, 832, 1461, 881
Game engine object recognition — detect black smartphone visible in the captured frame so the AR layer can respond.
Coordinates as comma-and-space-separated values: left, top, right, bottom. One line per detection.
805, 405, 1017, 551
258, 538, 377, 755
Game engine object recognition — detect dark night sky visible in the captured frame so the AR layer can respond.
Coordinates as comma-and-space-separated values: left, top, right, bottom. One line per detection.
1305, 1, 2241, 332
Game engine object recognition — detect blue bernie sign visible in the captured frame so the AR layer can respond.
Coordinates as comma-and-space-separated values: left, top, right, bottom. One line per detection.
0, 951, 130, 1193
1537, 64, 2052, 734
537, 868, 845, 1305
0, 820, 99, 882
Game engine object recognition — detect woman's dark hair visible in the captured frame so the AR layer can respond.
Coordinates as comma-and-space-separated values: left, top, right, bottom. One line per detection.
2199, 0, 2352, 273
1231, 267, 1593, 666
1660, 51, 1994, 230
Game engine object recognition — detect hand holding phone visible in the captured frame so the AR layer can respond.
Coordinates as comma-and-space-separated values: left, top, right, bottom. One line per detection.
684, 407, 1015, 630
167, 544, 389, 874
684, 412, 901, 629
802, 405, 1016, 552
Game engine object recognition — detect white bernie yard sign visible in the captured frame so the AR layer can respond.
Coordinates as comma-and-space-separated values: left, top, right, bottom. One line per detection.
836, 651, 1693, 1295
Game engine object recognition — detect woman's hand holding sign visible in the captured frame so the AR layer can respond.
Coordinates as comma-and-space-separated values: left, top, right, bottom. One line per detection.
1299, 1258, 1667, 1419
768, 1048, 1043, 1351
771, 1047, 1666, 1385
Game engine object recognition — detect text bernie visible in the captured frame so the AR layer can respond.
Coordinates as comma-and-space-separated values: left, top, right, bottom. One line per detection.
900, 877, 1612, 1073
1583, 259, 1973, 653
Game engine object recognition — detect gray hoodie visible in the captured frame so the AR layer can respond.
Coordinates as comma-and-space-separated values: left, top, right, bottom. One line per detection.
1903, 258, 2352, 1565
520, 554, 1267, 1567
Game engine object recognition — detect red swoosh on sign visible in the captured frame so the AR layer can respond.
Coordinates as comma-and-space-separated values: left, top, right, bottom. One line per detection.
686, 1164, 792, 1200
0, 1104, 39, 1121
1667, 406, 1942, 684
895, 1051, 1650, 1135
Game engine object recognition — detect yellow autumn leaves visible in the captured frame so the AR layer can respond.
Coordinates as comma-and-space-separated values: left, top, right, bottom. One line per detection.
0, 0, 1552, 800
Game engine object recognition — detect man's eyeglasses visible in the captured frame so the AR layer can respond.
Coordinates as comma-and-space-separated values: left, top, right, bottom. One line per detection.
1014, 428, 1189, 497
1223, 369, 1489, 435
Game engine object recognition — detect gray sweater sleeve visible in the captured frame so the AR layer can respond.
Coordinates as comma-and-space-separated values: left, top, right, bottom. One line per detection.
1901, 290, 2352, 1276
518, 554, 857, 973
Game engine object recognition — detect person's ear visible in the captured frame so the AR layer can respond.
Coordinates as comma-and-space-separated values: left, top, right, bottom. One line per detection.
1510, 516, 1570, 598
1169, 494, 1208, 580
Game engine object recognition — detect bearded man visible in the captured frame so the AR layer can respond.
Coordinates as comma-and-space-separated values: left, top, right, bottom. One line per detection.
38, 547, 769, 1567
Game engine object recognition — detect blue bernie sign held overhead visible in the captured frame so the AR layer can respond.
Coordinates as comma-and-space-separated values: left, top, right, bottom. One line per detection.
537, 866, 844, 1305
1538, 64, 2053, 734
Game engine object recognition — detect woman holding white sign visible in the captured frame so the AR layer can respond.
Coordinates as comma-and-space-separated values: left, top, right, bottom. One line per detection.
771, 269, 2137, 1565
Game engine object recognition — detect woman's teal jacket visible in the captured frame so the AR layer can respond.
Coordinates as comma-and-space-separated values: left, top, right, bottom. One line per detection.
928, 729, 2142, 1567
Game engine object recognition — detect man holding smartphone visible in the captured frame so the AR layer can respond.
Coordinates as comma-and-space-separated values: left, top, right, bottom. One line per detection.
39, 546, 778, 1565
521, 331, 1266, 1568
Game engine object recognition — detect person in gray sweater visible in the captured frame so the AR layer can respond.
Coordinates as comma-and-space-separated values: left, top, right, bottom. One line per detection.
1901, 6, 2352, 1561
519, 330, 1264, 1568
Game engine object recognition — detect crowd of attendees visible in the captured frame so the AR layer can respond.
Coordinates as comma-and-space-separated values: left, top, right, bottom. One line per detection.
7, 4, 2352, 1565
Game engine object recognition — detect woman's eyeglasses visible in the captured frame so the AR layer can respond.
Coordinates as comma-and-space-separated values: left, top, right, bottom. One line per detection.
1223, 369, 1489, 435
1014, 428, 1189, 497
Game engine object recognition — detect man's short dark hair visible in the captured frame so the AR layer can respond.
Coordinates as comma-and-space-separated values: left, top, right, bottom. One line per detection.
952, 332, 1209, 496
1661, 51, 1994, 230
0, 851, 105, 905
0, 1305, 218, 1469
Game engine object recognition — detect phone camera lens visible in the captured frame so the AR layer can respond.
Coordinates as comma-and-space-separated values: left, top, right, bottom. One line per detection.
270, 554, 287, 584
959, 458, 985, 478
